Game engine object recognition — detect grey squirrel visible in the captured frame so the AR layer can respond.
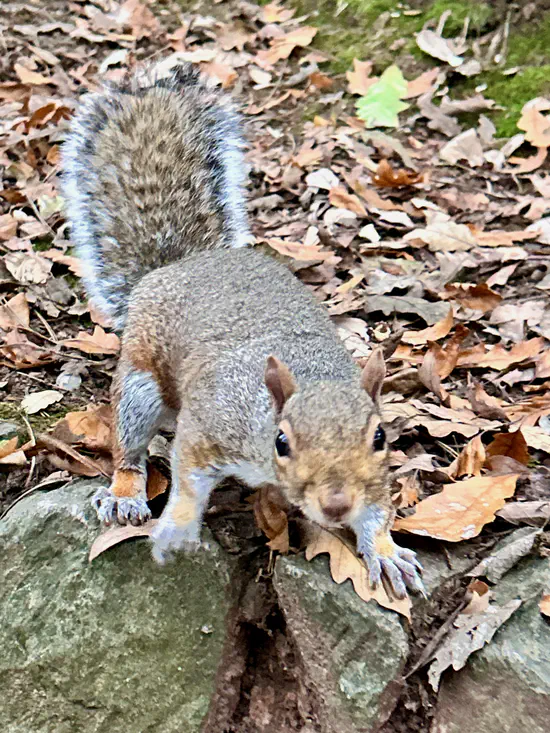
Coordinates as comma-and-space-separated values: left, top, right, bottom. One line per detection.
62, 62, 423, 600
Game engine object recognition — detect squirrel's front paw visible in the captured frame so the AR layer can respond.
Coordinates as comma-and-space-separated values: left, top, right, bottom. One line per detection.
92, 486, 152, 526
150, 518, 206, 564
359, 535, 425, 600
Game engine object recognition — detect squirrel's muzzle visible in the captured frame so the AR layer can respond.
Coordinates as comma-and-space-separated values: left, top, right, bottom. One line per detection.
319, 491, 352, 522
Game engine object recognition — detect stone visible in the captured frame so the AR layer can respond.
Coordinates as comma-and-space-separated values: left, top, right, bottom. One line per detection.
273, 553, 409, 732
0, 480, 238, 733
432, 556, 550, 733
0, 420, 19, 439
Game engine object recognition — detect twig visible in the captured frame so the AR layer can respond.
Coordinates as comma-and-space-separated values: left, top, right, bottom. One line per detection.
35, 433, 111, 478
34, 309, 59, 343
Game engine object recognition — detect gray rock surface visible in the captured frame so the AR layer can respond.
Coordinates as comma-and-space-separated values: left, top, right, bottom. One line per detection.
0, 480, 237, 733
432, 556, 550, 733
273, 553, 409, 732
0, 420, 19, 439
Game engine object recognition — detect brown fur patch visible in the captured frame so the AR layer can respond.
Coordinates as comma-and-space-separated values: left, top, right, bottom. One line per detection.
111, 469, 146, 498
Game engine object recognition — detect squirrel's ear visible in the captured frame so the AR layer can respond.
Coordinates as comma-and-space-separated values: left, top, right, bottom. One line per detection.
361, 347, 386, 406
265, 356, 297, 413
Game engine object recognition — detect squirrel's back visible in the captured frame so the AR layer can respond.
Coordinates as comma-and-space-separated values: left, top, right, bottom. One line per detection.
62, 62, 251, 329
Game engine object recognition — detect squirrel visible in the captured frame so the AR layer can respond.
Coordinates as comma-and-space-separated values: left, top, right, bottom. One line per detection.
62, 62, 424, 600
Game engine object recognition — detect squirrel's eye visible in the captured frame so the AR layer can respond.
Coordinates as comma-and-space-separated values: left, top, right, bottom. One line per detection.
275, 430, 291, 457
372, 426, 386, 451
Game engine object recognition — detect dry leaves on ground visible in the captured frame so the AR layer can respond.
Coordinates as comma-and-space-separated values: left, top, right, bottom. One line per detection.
393, 474, 519, 541
305, 524, 411, 618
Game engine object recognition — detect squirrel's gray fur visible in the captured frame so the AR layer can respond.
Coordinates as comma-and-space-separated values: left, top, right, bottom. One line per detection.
62, 61, 424, 601
62, 62, 250, 330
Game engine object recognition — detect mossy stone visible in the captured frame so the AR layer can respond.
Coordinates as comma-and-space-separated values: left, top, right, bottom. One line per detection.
0, 480, 237, 733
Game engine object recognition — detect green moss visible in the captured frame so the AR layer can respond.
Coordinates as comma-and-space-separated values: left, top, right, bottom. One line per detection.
288, 0, 495, 74
0, 401, 73, 437
0, 402, 20, 422
420, 0, 493, 35
33, 238, 52, 252
482, 67, 550, 137
288, 0, 414, 73
29, 405, 72, 433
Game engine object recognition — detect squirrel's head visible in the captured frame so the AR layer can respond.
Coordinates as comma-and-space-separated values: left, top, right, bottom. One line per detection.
264, 349, 390, 529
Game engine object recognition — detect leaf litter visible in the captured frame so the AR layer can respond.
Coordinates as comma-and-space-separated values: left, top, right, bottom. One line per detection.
0, 0, 549, 646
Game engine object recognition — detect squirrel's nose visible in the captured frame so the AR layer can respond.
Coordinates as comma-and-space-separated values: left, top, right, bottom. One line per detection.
320, 493, 352, 522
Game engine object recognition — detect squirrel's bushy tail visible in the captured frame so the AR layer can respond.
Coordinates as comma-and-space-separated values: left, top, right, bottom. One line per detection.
62, 62, 251, 330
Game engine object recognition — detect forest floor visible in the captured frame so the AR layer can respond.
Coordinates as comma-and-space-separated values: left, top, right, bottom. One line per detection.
1, 0, 550, 730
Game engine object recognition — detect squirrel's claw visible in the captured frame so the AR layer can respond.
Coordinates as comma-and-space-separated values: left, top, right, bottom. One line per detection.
92, 486, 151, 526
360, 542, 425, 601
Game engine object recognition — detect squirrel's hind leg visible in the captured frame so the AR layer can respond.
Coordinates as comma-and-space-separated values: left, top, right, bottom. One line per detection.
93, 362, 166, 526
151, 425, 222, 563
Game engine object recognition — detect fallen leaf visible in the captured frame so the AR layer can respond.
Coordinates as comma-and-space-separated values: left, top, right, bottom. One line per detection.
373, 159, 421, 188
328, 186, 367, 216
518, 426, 550, 453
473, 229, 538, 247
63, 326, 120, 355
346, 59, 375, 96
517, 98, 550, 148
305, 524, 411, 618
394, 474, 519, 541
54, 404, 113, 452
309, 71, 333, 90
427, 598, 522, 691
405, 68, 440, 99
497, 501, 550, 526
467, 382, 508, 421
41, 249, 85, 276
462, 579, 490, 615
505, 394, 550, 427
356, 65, 409, 129
440, 129, 484, 167
507, 147, 547, 174
393, 474, 420, 508
418, 92, 461, 137
89, 521, 158, 562
249, 66, 272, 86
14, 63, 51, 86
266, 238, 336, 262
0, 329, 57, 369
0, 214, 18, 240
469, 527, 541, 583
539, 594, 550, 618
448, 435, 486, 479
4, 252, 52, 284
202, 62, 238, 89
261, 1, 295, 23
115, 0, 160, 39
0, 292, 30, 330
418, 347, 450, 403
254, 485, 289, 552
416, 29, 463, 68
441, 283, 502, 313
405, 212, 478, 252
257, 26, 317, 67
305, 168, 340, 190
0, 436, 27, 466
485, 431, 530, 465
365, 295, 450, 326
459, 338, 545, 371
21, 389, 63, 414
402, 307, 454, 345
146, 466, 168, 501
